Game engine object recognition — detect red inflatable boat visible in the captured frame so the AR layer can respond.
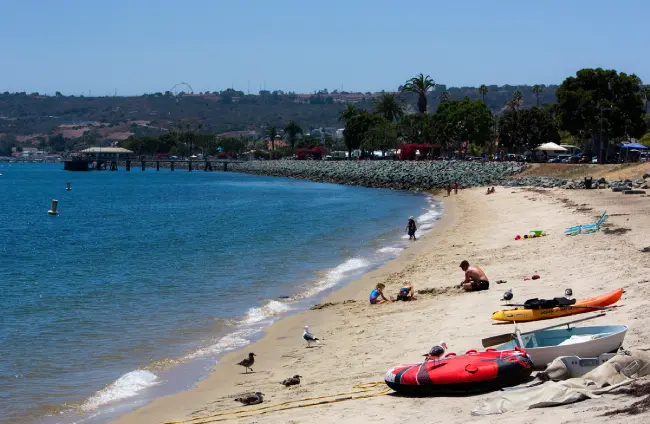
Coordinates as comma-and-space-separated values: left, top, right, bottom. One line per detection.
384, 348, 533, 395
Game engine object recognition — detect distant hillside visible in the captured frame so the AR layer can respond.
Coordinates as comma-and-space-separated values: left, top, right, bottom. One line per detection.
0, 85, 558, 142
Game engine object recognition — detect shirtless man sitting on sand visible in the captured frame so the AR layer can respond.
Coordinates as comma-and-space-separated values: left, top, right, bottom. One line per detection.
458, 260, 489, 291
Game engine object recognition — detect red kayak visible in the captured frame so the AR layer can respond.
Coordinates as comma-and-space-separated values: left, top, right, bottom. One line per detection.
384, 347, 533, 395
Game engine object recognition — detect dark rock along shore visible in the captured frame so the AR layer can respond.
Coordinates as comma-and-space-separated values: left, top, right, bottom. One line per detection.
229, 160, 527, 191
116, 159, 646, 192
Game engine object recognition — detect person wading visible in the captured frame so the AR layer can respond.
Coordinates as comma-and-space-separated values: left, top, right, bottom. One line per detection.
406, 216, 417, 241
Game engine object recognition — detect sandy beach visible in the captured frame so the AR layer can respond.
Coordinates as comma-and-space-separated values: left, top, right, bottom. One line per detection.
114, 183, 650, 424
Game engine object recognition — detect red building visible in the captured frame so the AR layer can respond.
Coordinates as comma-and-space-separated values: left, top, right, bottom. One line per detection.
296, 147, 326, 160
398, 143, 440, 160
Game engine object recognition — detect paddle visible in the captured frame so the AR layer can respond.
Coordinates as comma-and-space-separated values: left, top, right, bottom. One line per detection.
481, 313, 607, 347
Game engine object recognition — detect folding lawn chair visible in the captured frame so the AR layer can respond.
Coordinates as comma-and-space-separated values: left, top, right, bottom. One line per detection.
564, 211, 608, 236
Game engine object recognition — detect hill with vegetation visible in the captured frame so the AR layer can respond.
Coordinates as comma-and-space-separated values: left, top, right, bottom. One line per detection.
1, 68, 648, 162
0, 84, 555, 140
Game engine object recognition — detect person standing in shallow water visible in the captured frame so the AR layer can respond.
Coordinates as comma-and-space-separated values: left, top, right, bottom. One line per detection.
406, 216, 417, 241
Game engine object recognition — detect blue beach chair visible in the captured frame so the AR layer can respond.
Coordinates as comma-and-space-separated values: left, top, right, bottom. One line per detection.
564, 211, 608, 236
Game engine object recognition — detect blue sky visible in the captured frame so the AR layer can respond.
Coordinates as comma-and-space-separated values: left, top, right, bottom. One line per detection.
1, 0, 648, 95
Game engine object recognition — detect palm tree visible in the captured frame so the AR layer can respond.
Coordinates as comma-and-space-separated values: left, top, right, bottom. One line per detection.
401, 73, 436, 113
339, 104, 359, 123
532, 85, 544, 107
439, 91, 451, 103
339, 104, 362, 159
283, 120, 303, 156
373, 93, 404, 122
266, 126, 278, 159
478, 85, 488, 103
508, 89, 523, 111
169, 121, 203, 158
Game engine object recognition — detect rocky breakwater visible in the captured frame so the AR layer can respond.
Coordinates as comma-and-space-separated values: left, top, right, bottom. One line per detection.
504, 173, 650, 191
229, 160, 527, 191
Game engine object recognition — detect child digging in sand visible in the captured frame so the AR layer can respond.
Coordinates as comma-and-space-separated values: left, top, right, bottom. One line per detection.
396, 283, 416, 301
369, 283, 392, 304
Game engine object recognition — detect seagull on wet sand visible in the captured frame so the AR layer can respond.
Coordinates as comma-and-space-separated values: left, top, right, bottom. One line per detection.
423, 341, 448, 361
502, 288, 513, 301
235, 392, 264, 405
303, 326, 320, 347
281, 375, 302, 387
237, 352, 256, 373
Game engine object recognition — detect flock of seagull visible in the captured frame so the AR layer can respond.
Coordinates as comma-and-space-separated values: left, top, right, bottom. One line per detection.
233, 324, 452, 405
232, 289, 581, 405
233, 326, 320, 405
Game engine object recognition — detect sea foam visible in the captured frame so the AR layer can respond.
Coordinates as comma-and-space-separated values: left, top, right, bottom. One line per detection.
81, 370, 159, 411
303, 257, 371, 297
377, 246, 403, 255
183, 328, 257, 360
242, 300, 290, 324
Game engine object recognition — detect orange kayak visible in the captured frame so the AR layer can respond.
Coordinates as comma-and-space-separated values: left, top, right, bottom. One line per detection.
491, 288, 623, 322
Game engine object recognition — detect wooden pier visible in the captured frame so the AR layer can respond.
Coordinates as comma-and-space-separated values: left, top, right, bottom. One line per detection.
63, 158, 244, 172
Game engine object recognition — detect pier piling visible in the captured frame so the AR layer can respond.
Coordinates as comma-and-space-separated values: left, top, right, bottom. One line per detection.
170, 162, 174, 172
141, 161, 146, 171
126, 160, 131, 171
156, 161, 160, 171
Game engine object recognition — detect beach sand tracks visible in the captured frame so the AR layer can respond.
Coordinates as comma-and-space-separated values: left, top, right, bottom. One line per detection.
603, 227, 632, 235
310, 299, 357, 311
416, 286, 457, 297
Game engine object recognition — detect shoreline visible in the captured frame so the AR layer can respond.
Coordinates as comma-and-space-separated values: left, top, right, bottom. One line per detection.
113, 185, 650, 424
110, 193, 456, 424
36, 186, 441, 424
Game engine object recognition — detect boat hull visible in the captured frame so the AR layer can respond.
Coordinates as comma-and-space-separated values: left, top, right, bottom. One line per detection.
491, 288, 623, 322
384, 349, 534, 396
496, 325, 627, 368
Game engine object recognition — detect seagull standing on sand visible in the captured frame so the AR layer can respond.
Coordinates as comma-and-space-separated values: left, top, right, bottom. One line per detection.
502, 288, 513, 302
234, 392, 264, 405
237, 352, 256, 373
423, 341, 448, 361
303, 326, 320, 347
565, 288, 573, 299
281, 375, 302, 387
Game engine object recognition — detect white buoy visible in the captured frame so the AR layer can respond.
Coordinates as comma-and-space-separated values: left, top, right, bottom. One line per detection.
65, 181, 72, 191
48, 199, 59, 215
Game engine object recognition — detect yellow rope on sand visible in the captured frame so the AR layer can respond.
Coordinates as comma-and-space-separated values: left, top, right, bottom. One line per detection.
162, 382, 389, 424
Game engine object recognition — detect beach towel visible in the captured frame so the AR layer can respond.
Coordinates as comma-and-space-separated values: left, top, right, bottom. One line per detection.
471, 349, 650, 416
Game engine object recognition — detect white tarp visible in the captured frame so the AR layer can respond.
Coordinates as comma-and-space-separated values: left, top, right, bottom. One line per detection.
535, 142, 568, 151
472, 349, 650, 416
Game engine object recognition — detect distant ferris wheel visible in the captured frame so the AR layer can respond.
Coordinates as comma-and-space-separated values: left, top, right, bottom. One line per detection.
170, 82, 194, 96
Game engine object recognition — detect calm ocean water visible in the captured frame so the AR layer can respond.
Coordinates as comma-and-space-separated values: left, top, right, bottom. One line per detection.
0, 163, 441, 424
